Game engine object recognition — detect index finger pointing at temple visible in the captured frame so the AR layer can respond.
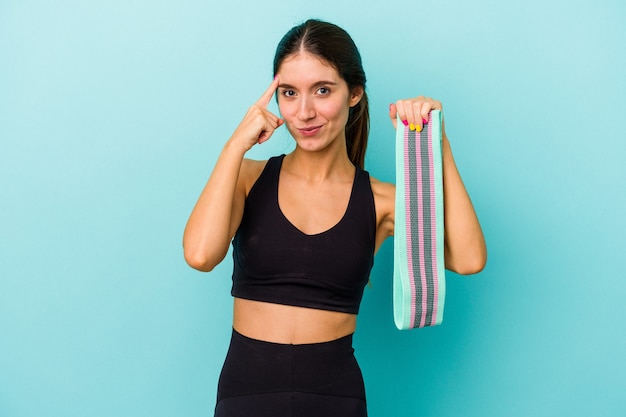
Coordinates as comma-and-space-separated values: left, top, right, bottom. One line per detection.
257, 76, 280, 107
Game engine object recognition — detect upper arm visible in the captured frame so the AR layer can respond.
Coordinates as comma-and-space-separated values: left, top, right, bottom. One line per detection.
370, 177, 396, 253
228, 158, 266, 240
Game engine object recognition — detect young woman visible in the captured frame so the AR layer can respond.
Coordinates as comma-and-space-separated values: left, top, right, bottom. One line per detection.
183, 19, 486, 417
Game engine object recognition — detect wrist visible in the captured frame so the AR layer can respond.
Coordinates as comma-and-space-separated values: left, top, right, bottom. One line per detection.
224, 135, 251, 157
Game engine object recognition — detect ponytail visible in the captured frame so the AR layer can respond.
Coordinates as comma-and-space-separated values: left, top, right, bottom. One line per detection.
346, 91, 369, 170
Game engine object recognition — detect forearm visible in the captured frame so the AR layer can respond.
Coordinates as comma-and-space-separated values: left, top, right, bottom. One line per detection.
183, 139, 247, 271
441, 134, 487, 274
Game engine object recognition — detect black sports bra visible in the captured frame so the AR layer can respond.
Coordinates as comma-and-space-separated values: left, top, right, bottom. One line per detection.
231, 155, 376, 314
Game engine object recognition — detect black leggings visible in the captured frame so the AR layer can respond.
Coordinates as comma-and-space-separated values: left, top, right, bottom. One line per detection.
215, 329, 367, 417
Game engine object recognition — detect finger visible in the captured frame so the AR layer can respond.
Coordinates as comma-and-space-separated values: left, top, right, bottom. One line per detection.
389, 103, 398, 129
403, 99, 419, 131
419, 106, 430, 130
257, 114, 283, 144
422, 99, 442, 127
257, 123, 274, 144
258, 124, 278, 144
256, 75, 280, 108
266, 108, 283, 127
394, 100, 409, 129
411, 100, 426, 132
257, 129, 272, 144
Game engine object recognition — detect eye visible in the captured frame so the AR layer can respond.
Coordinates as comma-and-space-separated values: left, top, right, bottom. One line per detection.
317, 87, 330, 95
281, 89, 296, 98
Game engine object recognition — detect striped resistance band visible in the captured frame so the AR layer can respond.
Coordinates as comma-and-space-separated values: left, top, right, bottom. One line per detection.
393, 110, 445, 330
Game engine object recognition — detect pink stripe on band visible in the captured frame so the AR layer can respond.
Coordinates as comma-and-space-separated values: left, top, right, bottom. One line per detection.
427, 115, 439, 326
415, 130, 428, 328
403, 127, 417, 325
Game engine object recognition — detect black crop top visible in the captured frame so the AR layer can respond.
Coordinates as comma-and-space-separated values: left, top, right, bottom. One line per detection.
231, 155, 376, 314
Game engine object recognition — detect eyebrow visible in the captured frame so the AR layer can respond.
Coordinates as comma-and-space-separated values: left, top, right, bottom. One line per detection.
278, 80, 339, 89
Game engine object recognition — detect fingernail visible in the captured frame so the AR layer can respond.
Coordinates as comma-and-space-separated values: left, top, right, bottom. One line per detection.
409, 123, 415, 131
402, 120, 409, 126
416, 124, 422, 132
422, 118, 428, 125
273, 75, 278, 81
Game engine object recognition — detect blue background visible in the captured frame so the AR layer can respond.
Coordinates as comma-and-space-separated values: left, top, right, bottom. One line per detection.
1, 1, 625, 416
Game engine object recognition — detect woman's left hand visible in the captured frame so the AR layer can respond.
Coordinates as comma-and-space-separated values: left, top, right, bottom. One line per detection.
390, 96, 487, 275
389, 97, 443, 132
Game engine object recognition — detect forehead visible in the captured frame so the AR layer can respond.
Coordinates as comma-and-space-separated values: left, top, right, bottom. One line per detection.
277, 52, 343, 84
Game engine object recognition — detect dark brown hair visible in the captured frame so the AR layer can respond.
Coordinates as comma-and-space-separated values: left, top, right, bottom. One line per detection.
273, 19, 369, 169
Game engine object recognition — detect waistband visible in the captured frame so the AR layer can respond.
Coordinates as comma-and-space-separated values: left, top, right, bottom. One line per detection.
218, 327, 365, 404
231, 327, 354, 351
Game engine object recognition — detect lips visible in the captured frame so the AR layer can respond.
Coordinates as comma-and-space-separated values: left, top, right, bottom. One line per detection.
297, 125, 322, 137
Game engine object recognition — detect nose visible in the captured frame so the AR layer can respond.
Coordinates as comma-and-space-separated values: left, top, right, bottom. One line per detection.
297, 96, 316, 121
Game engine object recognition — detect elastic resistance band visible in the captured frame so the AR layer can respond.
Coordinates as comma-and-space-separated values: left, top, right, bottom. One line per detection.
393, 111, 445, 329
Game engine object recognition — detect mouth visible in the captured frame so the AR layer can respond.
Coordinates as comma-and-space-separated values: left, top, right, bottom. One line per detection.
297, 125, 323, 137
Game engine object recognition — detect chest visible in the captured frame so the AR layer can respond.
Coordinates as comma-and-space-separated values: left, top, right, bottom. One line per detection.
234, 182, 375, 290
277, 177, 354, 236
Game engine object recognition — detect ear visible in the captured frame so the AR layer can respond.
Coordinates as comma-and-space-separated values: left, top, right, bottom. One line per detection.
349, 86, 364, 107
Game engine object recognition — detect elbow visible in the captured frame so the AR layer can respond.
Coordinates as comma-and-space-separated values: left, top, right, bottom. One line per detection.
452, 255, 486, 275
446, 245, 487, 276
184, 253, 215, 272
183, 247, 224, 273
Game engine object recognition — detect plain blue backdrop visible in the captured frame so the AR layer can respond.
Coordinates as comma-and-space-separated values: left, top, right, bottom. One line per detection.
1, 1, 624, 416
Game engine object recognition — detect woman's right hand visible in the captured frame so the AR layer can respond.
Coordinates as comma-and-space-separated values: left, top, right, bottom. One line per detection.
229, 76, 284, 152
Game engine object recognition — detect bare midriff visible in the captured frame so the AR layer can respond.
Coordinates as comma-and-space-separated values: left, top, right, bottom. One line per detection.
233, 298, 357, 344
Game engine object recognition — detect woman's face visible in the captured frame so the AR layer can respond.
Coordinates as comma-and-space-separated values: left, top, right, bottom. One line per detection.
276, 53, 362, 154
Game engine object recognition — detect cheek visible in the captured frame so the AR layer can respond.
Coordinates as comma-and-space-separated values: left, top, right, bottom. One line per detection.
320, 99, 349, 121
277, 100, 296, 119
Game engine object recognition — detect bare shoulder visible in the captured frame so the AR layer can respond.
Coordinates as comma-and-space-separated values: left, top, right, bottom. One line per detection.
370, 176, 395, 205
240, 158, 269, 195
369, 176, 396, 237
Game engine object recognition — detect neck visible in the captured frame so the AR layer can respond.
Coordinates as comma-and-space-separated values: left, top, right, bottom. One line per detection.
284, 145, 354, 183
